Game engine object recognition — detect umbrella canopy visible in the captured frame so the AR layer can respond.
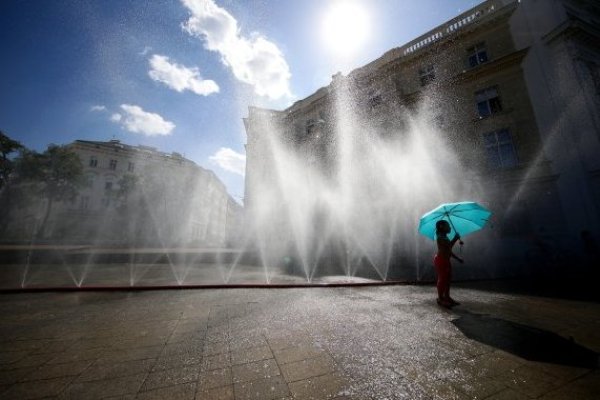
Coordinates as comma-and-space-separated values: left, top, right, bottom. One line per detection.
418, 201, 492, 240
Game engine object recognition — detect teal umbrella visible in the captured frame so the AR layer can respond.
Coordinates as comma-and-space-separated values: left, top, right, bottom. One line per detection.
418, 201, 492, 240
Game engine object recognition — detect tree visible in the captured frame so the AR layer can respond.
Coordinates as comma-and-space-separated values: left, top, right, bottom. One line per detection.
14, 144, 87, 239
0, 130, 24, 191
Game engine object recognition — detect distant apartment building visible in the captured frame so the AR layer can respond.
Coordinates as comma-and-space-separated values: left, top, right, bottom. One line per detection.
244, 0, 600, 276
3, 139, 242, 247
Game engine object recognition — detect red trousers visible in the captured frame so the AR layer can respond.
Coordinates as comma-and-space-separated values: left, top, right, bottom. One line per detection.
433, 255, 451, 299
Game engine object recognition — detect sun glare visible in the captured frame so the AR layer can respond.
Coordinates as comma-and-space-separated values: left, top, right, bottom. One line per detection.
321, 1, 370, 57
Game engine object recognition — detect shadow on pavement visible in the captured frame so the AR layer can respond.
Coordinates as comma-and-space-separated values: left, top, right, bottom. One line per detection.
451, 309, 599, 369
454, 276, 600, 303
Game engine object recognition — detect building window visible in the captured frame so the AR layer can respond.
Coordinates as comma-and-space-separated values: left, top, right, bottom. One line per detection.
89, 156, 97, 167
419, 65, 435, 86
80, 196, 89, 210
109, 159, 117, 170
306, 119, 316, 135
105, 181, 113, 191
483, 128, 518, 168
475, 86, 502, 117
86, 174, 95, 187
128, 162, 135, 172
467, 42, 488, 67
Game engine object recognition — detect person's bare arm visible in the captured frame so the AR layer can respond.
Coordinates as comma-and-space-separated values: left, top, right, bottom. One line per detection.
450, 233, 461, 247
451, 252, 464, 263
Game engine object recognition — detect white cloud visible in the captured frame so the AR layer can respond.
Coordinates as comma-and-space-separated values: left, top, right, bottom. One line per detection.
90, 105, 106, 112
209, 147, 246, 176
148, 54, 219, 96
140, 46, 153, 56
112, 104, 175, 136
181, 0, 292, 100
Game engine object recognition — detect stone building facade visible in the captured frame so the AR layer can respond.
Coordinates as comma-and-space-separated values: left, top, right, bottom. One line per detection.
3, 139, 242, 247
244, 0, 600, 278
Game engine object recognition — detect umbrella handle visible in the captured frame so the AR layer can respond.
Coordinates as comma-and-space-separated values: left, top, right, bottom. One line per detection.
446, 216, 464, 246
448, 215, 465, 250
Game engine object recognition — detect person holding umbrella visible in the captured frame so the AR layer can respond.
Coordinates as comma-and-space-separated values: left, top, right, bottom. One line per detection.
434, 220, 463, 308
418, 201, 492, 308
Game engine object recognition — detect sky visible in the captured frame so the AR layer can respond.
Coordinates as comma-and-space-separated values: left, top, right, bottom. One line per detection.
0, 0, 485, 202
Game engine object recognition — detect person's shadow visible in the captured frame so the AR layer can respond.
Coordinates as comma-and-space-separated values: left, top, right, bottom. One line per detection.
451, 309, 599, 369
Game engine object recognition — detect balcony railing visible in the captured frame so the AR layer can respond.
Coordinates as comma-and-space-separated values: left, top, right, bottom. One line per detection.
400, 0, 508, 56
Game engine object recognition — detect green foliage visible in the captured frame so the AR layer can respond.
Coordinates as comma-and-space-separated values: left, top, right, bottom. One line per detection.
0, 130, 24, 190
14, 144, 87, 238
16, 144, 87, 202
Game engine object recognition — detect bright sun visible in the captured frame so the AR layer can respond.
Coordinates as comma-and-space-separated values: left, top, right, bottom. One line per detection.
321, 1, 370, 56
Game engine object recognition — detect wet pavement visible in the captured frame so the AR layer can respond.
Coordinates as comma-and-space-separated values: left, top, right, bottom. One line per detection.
0, 285, 598, 399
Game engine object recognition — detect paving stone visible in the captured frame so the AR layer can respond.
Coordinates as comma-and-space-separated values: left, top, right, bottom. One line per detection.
142, 365, 200, 391
421, 380, 472, 400
466, 352, 523, 378
0, 366, 38, 385
0, 353, 55, 371
60, 372, 147, 399
0, 286, 598, 399
232, 358, 281, 383
204, 341, 229, 356
485, 388, 530, 400
0, 351, 30, 366
137, 382, 197, 400
102, 393, 136, 399
233, 375, 290, 400
273, 345, 323, 365
451, 377, 507, 399
0, 384, 11, 397
537, 382, 599, 400
69, 337, 114, 351
168, 333, 206, 345
182, 309, 210, 320
280, 354, 336, 383
525, 360, 590, 381
111, 336, 167, 350
495, 364, 561, 398
288, 373, 347, 400
229, 335, 269, 352
195, 384, 234, 400
2, 376, 74, 399
198, 367, 232, 390
2, 340, 46, 353
231, 345, 272, 365
153, 354, 203, 371
46, 347, 105, 364
77, 358, 155, 382
96, 345, 162, 363
267, 336, 313, 351
23, 360, 92, 381
177, 321, 208, 333
202, 353, 231, 371
161, 342, 204, 358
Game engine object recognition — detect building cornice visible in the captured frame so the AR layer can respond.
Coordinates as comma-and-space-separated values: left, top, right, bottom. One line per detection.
398, 47, 529, 103
354, 0, 518, 78
449, 47, 529, 84
543, 17, 600, 49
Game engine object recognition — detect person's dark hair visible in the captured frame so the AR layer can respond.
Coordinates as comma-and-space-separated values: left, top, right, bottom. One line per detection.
436, 220, 448, 236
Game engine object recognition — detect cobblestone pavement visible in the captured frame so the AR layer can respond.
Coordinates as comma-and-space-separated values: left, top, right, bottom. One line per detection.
0, 285, 598, 399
